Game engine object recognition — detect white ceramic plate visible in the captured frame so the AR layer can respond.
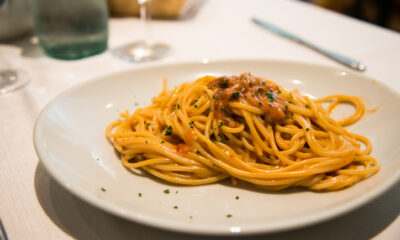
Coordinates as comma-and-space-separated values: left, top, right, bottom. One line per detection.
33, 60, 400, 235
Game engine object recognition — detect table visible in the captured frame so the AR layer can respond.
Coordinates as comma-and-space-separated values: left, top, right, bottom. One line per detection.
1, 0, 399, 239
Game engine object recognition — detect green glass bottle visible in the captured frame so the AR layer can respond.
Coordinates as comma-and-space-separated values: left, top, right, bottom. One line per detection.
31, 0, 108, 60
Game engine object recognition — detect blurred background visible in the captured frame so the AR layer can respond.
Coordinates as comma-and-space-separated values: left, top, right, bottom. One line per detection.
303, 0, 400, 32
107, 0, 400, 32
1, 0, 399, 44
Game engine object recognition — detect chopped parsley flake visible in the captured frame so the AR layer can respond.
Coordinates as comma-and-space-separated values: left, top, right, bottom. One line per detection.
101, 187, 106, 192
217, 80, 229, 88
212, 94, 215, 99
226, 214, 232, 218
221, 107, 230, 117
306, 128, 310, 131
305, 104, 310, 108
218, 122, 224, 128
138, 192, 142, 197
164, 189, 170, 194
266, 92, 275, 102
232, 92, 239, 100
261, 82, 266, 85
161, 140, 165, 144
285, 105, 289, 110
194, 104, 198, 108
173, 206, 178, 209
165, 125, 173, 136
177, 104, 180, 109
145, 140, 148, 144
278, 90, 282, 94
259, 102, 263, 106
235, 196, 239, 200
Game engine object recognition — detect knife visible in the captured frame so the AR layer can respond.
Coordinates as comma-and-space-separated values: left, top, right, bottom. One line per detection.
252, 17, 366, 71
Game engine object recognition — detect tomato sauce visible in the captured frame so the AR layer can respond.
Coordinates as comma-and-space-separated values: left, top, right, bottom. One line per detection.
208, 73, 287, 127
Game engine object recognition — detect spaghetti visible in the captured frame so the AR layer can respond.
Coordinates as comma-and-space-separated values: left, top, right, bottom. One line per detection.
106, 73, 379, 191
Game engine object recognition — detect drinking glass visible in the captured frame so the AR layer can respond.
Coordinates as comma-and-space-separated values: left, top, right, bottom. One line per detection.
112, 0, 170, 62
31, 0, 108, 60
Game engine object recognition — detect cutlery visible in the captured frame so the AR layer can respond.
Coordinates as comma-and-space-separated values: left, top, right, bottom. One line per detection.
0, 219, 8, 240
252, 17, 367, 71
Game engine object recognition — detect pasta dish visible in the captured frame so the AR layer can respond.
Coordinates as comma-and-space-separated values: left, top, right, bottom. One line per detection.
106, 73, 379, 191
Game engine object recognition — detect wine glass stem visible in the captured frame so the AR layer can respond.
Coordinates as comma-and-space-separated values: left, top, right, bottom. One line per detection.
139, 0, 153, 45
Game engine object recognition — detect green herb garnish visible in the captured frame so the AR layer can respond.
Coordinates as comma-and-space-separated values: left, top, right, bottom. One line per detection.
165, 125, 173, 136
221, 107, 230, 117
164, 189, 170, 194
266, 92, 274, 102
231, 92, 239, 100
217, 80, 229, 88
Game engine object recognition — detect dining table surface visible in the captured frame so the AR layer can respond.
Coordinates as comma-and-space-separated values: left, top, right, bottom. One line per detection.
1, 0, 400, 239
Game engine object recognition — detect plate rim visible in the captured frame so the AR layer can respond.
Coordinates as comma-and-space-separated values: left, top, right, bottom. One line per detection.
33, 59, 400, 235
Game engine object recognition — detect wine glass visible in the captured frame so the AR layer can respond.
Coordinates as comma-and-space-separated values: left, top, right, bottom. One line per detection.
0, 69, 30, 95
0, 0, 30, 95
112, 0, 170, 62
0, 47, 30, 95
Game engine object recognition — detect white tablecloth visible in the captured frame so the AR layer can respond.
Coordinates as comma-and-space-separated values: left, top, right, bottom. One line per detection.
1, 0, 399, 239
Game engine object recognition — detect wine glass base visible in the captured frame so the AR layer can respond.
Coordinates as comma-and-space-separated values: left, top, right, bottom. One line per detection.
0, 70, 30, 95
112, 41, 170, 62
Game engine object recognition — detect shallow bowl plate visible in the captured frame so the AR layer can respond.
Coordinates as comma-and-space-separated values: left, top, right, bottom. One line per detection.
33, 60, 400, 235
